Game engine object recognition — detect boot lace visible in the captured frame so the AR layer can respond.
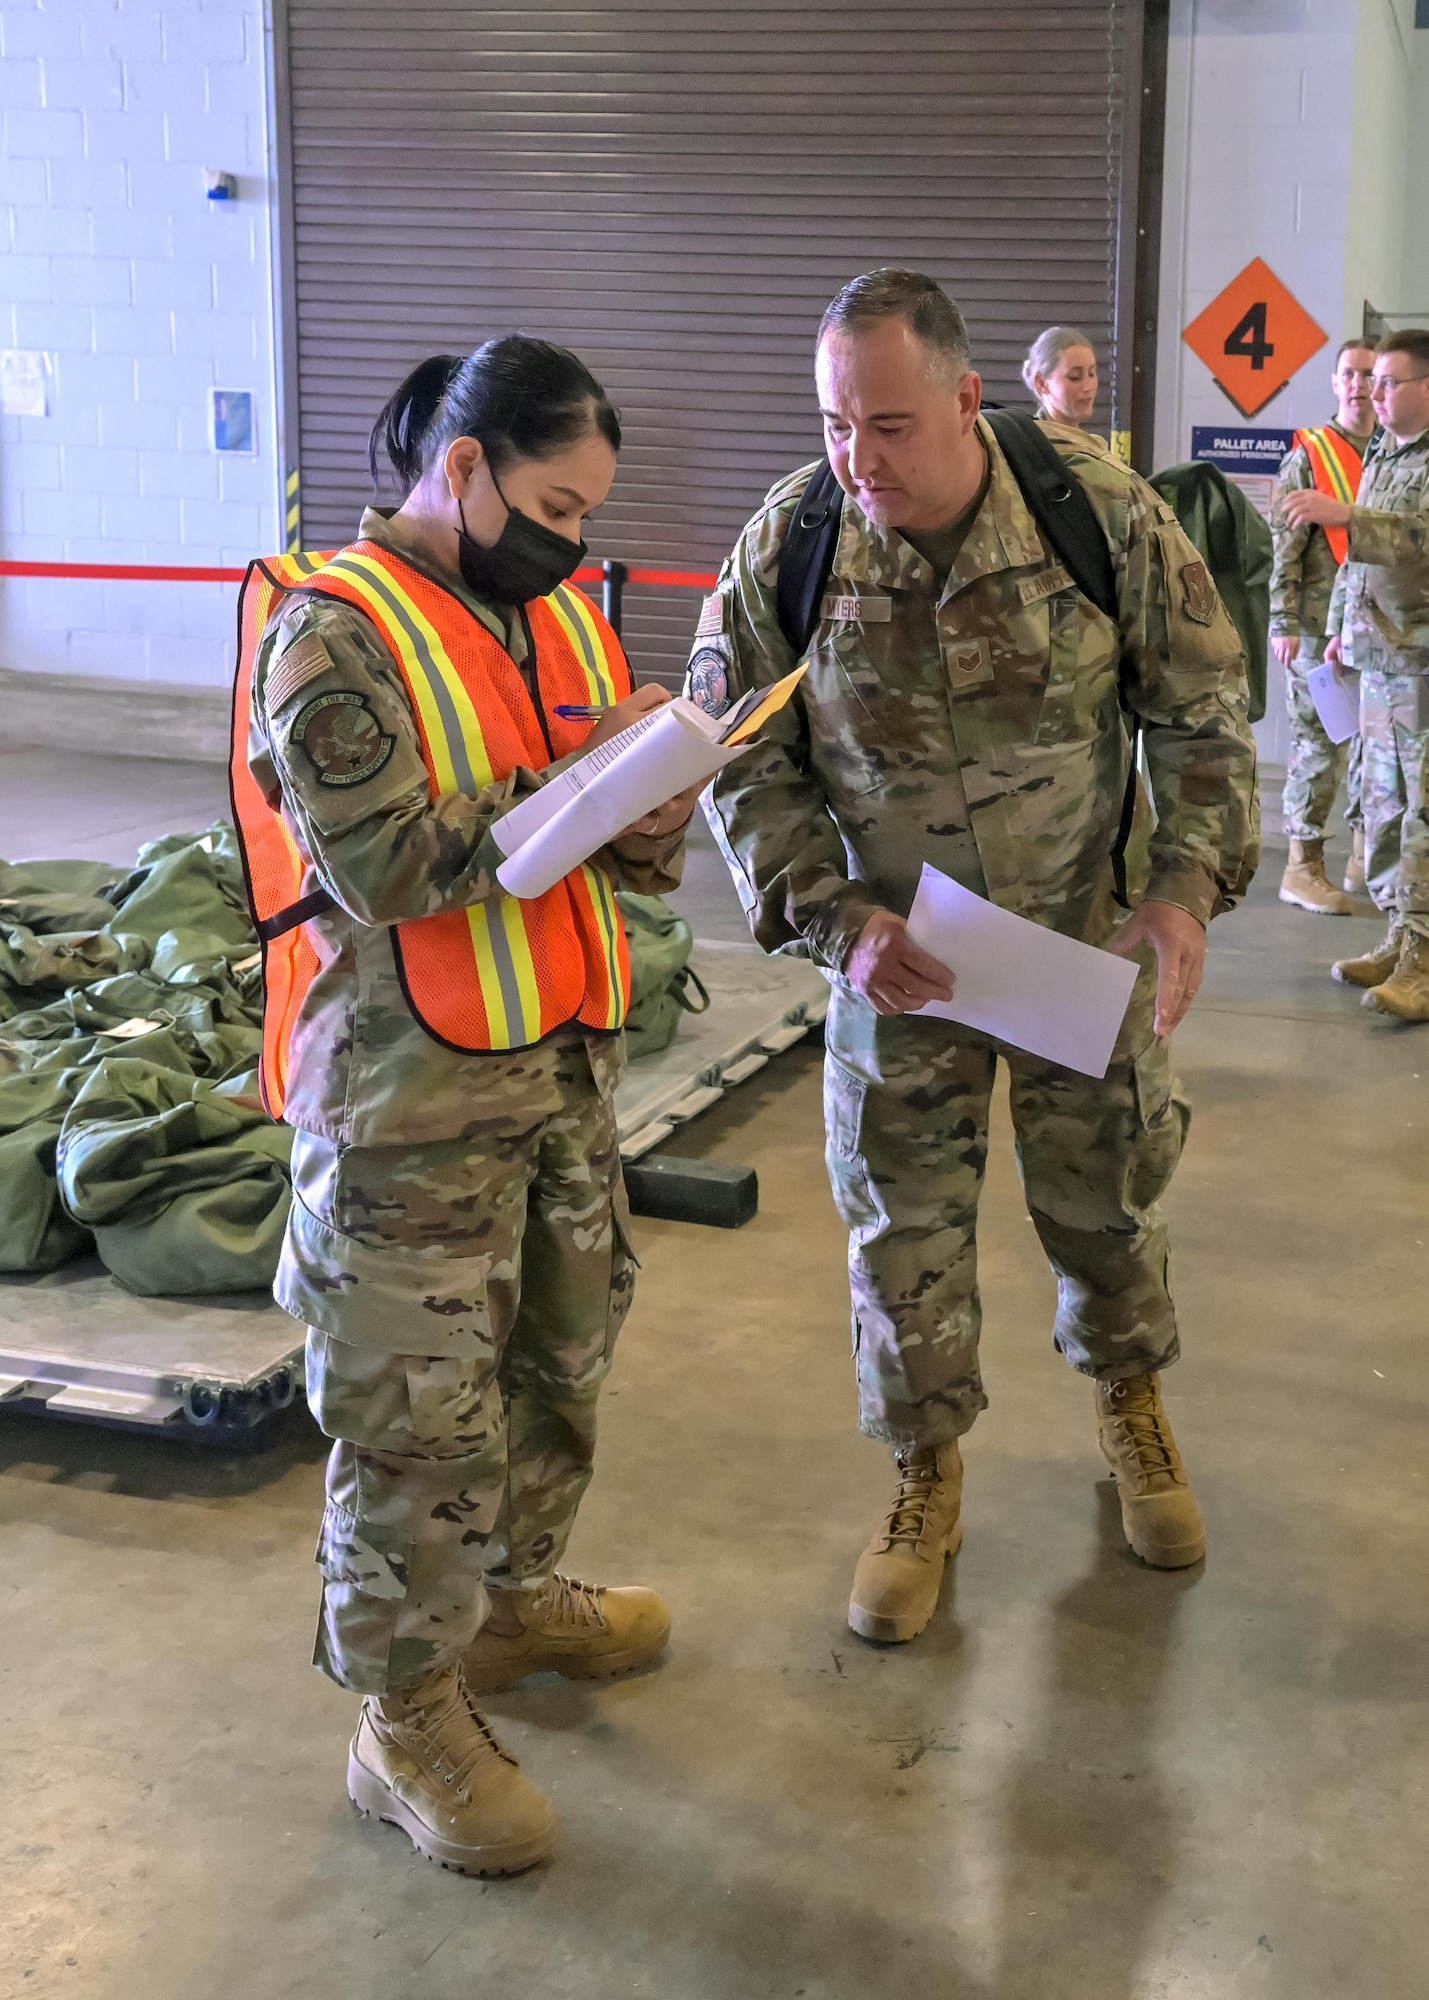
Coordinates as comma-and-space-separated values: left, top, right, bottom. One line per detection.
1105, 1382, 1177, 1481
882, 1450, 941, 1546
534, 1573, 608, 1632
400, 1671, 514, 1800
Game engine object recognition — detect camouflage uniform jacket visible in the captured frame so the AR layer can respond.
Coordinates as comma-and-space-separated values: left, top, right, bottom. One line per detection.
1328, 429, 1429, 674
694, 417, 1258, 973
1270, 419, 1371, 645
247, 507, 685, 1147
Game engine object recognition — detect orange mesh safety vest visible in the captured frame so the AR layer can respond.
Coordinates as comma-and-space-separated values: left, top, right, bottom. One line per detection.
230, 544, 632, 1118
1293, 425, 1367, 565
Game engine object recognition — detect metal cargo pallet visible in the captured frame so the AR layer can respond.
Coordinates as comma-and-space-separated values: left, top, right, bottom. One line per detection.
0, 943, 827, 1445
615, 940, 827, 1159
0, 1266, 304, 1449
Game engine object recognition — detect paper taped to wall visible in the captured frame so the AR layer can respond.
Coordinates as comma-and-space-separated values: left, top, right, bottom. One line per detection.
905, 863, 1140, 1078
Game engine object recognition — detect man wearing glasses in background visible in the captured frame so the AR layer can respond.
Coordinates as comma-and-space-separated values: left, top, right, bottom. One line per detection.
1283, 330, 1429, 1020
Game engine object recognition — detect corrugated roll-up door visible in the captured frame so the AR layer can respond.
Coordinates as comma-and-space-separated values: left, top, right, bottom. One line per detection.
279, 1, 1144, 684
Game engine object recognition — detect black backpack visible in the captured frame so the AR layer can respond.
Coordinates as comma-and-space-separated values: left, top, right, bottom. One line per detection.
773, 408, 1140, 904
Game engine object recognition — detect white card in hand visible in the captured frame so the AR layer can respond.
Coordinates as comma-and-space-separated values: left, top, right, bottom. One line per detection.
905, 864, 1141, 1078
1305, 662, 1360, 746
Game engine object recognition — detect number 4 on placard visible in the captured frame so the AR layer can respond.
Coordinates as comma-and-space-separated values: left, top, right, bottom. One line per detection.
1223, 302, 1274, 372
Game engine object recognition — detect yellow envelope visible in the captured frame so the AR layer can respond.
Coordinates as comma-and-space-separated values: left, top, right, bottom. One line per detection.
721, 663, 809, 745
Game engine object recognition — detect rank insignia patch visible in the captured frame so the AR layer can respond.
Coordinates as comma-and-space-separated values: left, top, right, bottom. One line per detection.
688, 647, 730, 717
293, 690, 395, 787
1180, 561, 1218, 625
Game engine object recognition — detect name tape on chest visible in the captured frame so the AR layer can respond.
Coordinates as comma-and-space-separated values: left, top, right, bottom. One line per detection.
1016, 564, 1074, 608
821, 592, 892, 624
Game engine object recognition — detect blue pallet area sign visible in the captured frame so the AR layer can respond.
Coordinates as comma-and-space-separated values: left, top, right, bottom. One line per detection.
1190, 425, 1295, 472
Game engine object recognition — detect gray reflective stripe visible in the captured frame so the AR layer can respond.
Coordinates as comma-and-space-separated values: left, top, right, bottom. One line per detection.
320, 555, 532, 1040
554, 585, 605, 692
480, 902, 531, 1046
322, 555, 479, 797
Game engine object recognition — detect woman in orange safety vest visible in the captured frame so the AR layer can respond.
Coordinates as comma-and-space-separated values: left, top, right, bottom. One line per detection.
238, 337, 695, 1877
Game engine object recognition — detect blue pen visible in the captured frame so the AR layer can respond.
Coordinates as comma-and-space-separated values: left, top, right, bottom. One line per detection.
552, 701, 613, 721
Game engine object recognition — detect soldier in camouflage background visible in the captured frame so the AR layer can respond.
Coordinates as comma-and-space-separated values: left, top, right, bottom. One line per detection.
250, 341, 694, 1877
1269, 340, 1377, 910
1286, 330, 1429, 1021
690, 272, 1257, 1644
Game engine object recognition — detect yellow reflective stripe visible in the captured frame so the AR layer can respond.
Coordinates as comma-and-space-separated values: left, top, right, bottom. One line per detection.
580, 864, 627, 1028
1304, 429, 1356, 505
319, 550, 495, 793
547, 585, 621, 705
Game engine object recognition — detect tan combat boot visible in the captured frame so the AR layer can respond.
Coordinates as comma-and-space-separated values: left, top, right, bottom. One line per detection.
348, 1663, 555, 1875
1096, 1374, 1204, 1568
848, 1439, 963, 1643
1332, 919, 1402, 988
462, 1573, 671, 1695
1343, 828, 1367, 896
1279, 838, 1353, 915
1362, 927, 1429, 1022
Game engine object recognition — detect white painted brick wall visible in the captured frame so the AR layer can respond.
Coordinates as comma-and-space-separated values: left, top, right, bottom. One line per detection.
0, 0, 279, 692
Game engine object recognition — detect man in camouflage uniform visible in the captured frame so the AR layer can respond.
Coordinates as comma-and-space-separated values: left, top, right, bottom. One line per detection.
251, 495, 684, 1873
1270, 340, 1377, 909
1287, 330, 1429, 1020
691, 272, 1257, 1641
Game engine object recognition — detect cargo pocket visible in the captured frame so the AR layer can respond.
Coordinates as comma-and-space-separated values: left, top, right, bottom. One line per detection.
1126, 1040, 1189, 1215
315, 1495, 410, 1601
605, 1173, 639, 1361
823, 1055, 879, 1236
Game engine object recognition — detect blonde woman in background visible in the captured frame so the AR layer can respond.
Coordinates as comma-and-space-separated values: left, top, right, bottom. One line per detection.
1022, 326, 1100, 431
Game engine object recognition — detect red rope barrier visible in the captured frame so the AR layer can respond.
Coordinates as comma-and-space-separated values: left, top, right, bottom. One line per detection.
0, 559, 247, 582
1, 558, 720, 589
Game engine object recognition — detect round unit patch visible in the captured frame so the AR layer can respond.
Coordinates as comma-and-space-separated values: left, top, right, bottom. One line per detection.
688, 646, 730, 718
293, 690, 395, 787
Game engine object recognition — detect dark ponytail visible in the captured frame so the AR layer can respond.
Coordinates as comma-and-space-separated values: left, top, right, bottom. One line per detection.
369, 335, 621, 496
368, 354, 461, 494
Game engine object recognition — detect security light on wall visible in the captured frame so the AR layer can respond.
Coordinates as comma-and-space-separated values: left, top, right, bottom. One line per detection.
205, 170, 237, 201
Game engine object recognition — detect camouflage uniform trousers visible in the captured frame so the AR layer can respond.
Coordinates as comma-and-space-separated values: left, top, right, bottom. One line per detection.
1359, 669, 1429, 938
283, 1048, 636, 1695
1284, 642, 1362, 841
822, 965, 1189, 1447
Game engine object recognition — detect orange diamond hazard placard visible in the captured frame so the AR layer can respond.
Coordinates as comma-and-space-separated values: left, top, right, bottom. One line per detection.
1182, 258, 1327, 418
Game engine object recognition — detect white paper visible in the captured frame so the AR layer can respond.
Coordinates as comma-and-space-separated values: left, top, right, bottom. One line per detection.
0, 350, 49, 418
492, 699, 750, 900
1306, 662, 1360, 746
905, 864, 1140, 1078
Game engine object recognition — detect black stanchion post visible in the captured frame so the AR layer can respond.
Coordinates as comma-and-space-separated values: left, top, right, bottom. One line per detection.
601, 557, 627, 637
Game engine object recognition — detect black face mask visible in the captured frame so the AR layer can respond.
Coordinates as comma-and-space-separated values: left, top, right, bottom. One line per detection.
455, 473, 586, 606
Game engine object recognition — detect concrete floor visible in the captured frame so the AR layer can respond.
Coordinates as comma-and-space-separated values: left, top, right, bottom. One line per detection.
1, 757, 1426, 1998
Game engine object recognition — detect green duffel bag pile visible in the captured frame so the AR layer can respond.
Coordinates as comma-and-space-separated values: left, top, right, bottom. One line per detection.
0, 830, 707, 1296
614, 891, 710, 1062
0, 824, 286, 1293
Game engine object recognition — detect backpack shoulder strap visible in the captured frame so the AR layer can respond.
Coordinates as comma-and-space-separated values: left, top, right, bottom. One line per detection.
775, 460, 845, 657
981, 409, 1118, 621
984, 410, 1141, 907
